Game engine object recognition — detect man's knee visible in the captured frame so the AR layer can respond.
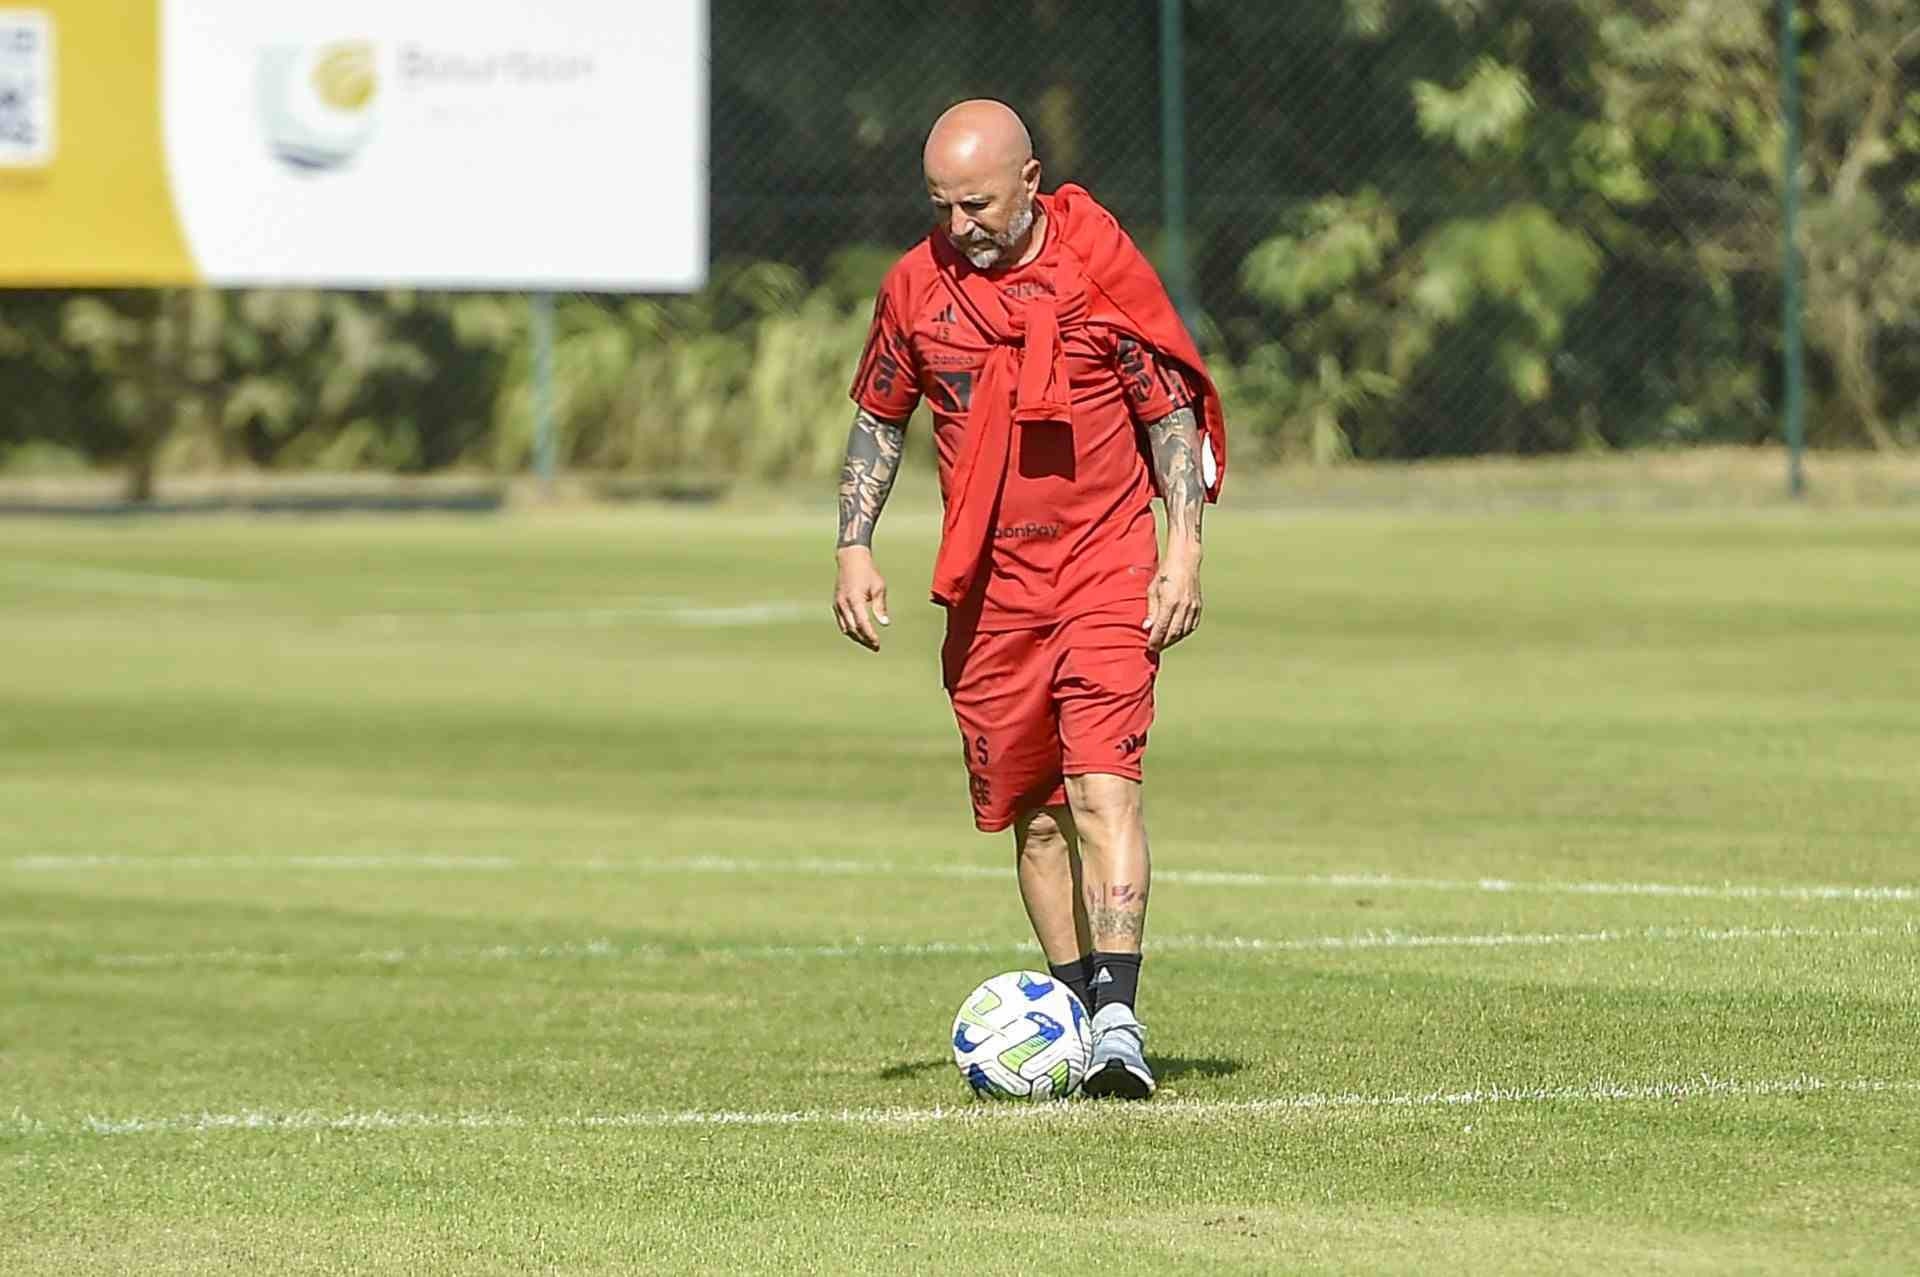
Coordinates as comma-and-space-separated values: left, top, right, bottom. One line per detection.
1064, 773, 1142, 830
1015, 805, 1074, 859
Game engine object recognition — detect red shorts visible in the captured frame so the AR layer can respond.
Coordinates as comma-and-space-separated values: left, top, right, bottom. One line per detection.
941, 603, 1159, 833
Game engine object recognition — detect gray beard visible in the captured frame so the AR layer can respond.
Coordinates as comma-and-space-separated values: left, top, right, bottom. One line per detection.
964, 201, 1035, 269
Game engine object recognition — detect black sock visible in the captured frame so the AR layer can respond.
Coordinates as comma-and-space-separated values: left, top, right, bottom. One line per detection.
1048, 956, 1094, 1012
1089, 951, 1142, 1013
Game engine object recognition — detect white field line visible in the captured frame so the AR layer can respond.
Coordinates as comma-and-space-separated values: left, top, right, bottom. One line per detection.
346, 601, 816, 630
10, 920, 1915, 971
669, 857, 1920, 903
8, 1076, 1916, 1139
663, 603, 817, 626
7, 851, 1919, 904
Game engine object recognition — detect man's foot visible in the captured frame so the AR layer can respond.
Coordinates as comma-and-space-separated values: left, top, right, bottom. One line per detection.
1082, 1003, 1155, 1099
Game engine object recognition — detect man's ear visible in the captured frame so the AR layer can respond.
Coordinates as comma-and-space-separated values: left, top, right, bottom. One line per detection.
1022, 157, 1042, 196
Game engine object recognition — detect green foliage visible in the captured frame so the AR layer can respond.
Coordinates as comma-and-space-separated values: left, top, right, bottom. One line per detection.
1240, 193, 1401, 314
1413, 57, 1533, 159
3, 0, 1918, 491
1414, 205, 1602, 345
486, 259, 880, 481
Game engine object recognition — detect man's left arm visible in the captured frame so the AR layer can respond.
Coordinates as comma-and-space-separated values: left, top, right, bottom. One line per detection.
1144, 403, 1204, 652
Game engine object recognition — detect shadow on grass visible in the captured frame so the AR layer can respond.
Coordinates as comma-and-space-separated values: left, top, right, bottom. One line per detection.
877, 1056, 1245, 1083
877, 1058, 948, 1081
1157, 1056, 1244, 1083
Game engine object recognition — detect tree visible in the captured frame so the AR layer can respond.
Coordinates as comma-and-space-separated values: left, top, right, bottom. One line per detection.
1593, 0, 1920, 449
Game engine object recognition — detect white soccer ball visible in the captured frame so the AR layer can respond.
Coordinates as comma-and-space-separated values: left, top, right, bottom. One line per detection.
951, 970, 1092, 1101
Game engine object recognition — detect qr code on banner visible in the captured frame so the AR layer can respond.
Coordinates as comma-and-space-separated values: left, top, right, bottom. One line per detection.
0, 10, 53, 167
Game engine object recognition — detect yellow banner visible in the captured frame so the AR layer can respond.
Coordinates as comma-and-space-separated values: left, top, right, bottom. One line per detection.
0, 1, 197, 285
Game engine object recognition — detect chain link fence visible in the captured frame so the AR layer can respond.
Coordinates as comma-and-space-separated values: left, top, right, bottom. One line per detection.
705, 0, 1919, 468
3, 0, 1917, 493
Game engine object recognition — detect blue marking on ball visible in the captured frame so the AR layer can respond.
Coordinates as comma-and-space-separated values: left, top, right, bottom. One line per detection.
1023, 1011, 1065, 1043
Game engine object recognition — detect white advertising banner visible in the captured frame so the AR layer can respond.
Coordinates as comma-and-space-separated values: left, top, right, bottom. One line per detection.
0, 9, 55, 169
0, 0, 708, 290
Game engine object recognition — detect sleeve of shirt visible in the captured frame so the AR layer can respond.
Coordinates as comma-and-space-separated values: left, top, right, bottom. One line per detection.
1109, 331, 1197, 424
849, 288, 922, 423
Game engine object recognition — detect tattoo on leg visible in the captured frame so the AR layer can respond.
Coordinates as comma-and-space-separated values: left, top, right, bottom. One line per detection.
1085, 880, 1147, 941
837, 408, 907, 549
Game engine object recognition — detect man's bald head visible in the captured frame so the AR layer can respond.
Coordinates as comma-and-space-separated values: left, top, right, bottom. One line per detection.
923, 99, 1043, 270
923, 99, 1033, 180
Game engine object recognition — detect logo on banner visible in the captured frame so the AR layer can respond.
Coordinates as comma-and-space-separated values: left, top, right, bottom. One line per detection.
257, 40, 379, 173
0, 9, 54, 169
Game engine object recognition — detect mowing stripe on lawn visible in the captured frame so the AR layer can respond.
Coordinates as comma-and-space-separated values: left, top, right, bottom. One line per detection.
7, 921, 1913, 970
0, 561, 247, 598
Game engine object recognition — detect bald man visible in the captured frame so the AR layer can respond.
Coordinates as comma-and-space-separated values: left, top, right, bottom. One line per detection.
833, 99, 1226, 1100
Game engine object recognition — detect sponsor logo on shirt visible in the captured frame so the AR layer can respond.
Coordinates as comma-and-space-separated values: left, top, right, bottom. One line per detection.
1115, 336, 1154, 404
993, 523, 1061, 541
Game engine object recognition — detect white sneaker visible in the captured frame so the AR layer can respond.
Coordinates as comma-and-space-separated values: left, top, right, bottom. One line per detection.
1082, 1003, 1156, 1099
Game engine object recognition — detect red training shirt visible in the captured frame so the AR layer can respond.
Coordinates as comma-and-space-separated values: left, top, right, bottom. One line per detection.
854, 219, 1194, 632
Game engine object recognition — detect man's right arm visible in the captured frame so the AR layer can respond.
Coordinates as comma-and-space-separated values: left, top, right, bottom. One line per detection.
833, 407, 908, 651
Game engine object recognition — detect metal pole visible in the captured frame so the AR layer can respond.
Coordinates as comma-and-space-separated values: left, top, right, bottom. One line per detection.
532, 291, 556, 492
1159, 0, 1194, 332
1780, 0, 1806, 497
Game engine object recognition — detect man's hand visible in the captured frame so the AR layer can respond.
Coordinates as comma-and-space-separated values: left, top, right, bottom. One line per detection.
1145, 543, 1202, 652
833, 546, 891, 651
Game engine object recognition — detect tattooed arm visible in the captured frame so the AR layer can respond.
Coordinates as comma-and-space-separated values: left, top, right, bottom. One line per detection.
832, 407, 907, 651
836, 407, 906, 551
1144, 404, 1204, 652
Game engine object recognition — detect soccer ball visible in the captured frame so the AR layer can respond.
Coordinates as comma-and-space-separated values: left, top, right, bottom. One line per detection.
951, 970, 1092, 1100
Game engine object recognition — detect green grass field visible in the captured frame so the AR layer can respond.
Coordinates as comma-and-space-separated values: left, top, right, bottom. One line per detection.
4, 500, 1919, 1274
